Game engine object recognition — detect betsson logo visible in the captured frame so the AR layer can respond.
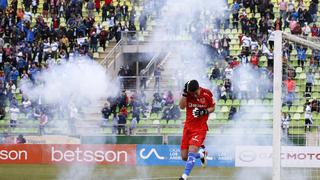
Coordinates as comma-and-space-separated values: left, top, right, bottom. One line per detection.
0, 150, 27, 160
140, 148, 165, 160
51, 147, 128, 162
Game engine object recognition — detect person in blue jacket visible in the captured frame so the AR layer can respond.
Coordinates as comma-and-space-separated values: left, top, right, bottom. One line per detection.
296, 45, 307, 69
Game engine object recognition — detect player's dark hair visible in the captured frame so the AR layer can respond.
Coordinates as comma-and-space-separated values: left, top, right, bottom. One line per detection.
187, 80, 199, 92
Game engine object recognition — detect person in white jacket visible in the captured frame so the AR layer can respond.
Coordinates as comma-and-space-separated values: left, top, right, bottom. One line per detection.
305, 102, 313, 132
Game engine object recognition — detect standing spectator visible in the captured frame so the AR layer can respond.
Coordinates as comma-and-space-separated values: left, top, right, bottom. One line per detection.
6, 80, 17, 100
119, 105, 128, 117
268, 28, 275, 49
114, 23, 123, 42
306, 69, 314, 97
31, 0, 37, 14
309, 0, 318, 22
129, 116, 137, 135
139, 13, 147, 31
117, 90, 128, 109
296, 45, 307, 69
281, 112, 290, 135
305, 102, 313, 132
250, 52, 259, 66
154, 65, 163, 91
287, 0, 295, 14
102, 3, 108, 21
95, 0, 100, 13
118, 112, 126, 135
284, 77, 296, 108
90, 32, 98, 52
87, 0, 95, 18
121, 3, 128, 21
99, 27, 108, 51
112, 114, 118, 134
101, 103, 111, 126
10, 67, 19, 86
21, 98, 32, 119
39, 111, 48, 135
9, 105, 19, 128
279, 0, 287, 21
42, 0, 49, 18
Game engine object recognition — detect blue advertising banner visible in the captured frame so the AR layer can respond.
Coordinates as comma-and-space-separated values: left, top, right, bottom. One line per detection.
136, 145, 235, 167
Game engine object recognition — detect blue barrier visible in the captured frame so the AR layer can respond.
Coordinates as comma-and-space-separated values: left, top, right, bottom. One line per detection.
136, 145, 235, 167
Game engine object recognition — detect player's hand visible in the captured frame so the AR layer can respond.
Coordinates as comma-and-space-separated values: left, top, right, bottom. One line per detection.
182, 82, 189, 97
192, 108, 209, 118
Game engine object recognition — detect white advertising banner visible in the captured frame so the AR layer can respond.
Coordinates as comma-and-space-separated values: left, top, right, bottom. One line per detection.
236, 146, 320, 168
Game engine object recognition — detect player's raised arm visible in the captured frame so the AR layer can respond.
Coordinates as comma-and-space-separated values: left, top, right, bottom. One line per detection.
179, 82, 189, 109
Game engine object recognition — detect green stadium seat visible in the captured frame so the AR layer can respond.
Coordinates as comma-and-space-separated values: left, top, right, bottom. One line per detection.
175, 120, 182, 125
292, 113, 301, 120
153, 120, 160, 125
160, 120, 167, 125
296, 106, 304, 113
221, 106, 229, 113
226, 99, 232, 106
282, 106, 289, 113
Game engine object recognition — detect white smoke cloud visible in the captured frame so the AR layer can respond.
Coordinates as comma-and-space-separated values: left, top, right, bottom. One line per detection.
20, 59, 118, 106
19, 57, 120, 180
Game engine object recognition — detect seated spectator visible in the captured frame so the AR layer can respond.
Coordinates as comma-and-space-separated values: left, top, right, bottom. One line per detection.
228, 106, 237, 120
161, 104, 181, 122
164, 91, 174, 106
224, 64, 233, 80
225, 79, 233, 99
209, 64, 221, 80
16, 134, 26, 144
302, 22, 311, 36
311, 98, 318, 112
218, 83, 227, 101
311, 24, 318, 37
150, 93, 163, 115
292, 22, 302, 35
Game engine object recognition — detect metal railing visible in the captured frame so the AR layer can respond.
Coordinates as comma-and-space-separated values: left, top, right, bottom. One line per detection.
117, 74, 182, 91
100, 39, 123, 69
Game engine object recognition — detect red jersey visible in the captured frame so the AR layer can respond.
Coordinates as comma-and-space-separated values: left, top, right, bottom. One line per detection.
185, 87, 215, 131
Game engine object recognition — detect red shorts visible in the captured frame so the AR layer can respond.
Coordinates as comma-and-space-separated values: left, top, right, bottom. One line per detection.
180, 128, 207, 150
